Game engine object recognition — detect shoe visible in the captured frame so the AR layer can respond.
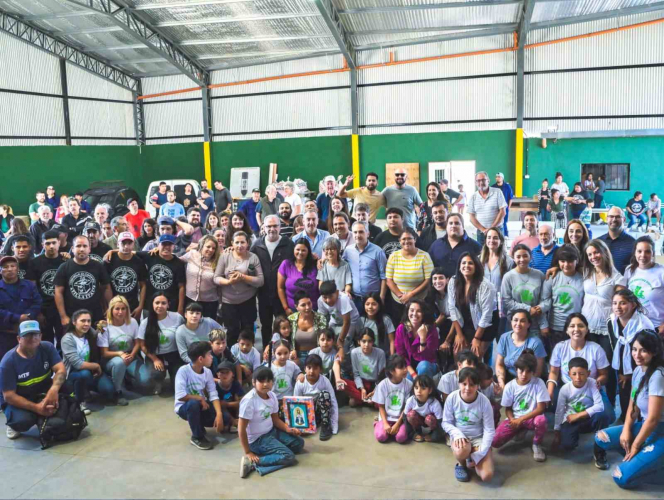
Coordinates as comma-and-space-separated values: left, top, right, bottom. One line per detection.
413, 433, 424, 442
514, 429, 527, 443
240, 455, 254, 478
454, 463, 470, 482
594, 448, 609, 470
6, 426, 20, 440
532, 444, 546, 462
79, 402, 91, 415
190, 436, 213, 450
114, 392, 129, 406
319, 424, 333, 441
153, 382, 163, 396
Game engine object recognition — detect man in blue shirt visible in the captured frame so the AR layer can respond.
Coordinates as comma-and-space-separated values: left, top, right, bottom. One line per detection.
292, 210, 329, 258
428, 214, 481, 278
197, 189, 215, 223
530, 225, 559, 274
598, 206, 635, 274
239, 188, 261, 234
1, 320, 67, 439
316, 176, 346, 225
0, 256, 42, 359
492, 172, 514, 235
343, 221, 387, 310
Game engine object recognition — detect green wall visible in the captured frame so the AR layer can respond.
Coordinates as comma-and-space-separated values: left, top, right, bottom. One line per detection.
141, 142, 204, 185
524, 136, 664, 206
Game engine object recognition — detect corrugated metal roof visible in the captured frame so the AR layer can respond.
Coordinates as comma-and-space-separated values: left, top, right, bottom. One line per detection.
531, 0, 661, 24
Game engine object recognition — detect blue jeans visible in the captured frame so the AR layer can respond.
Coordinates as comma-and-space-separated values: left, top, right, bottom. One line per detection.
67, 369, 115, 402
248, 427, 305, 476
103, 356, 141, 393
628, 213, 648, 228
177, 399, 217, 439
559, 410, 611, 450
407, 361, 438, 380
503, 209, 509, 236
595, 421, 664, 489
4, 405, 40, 432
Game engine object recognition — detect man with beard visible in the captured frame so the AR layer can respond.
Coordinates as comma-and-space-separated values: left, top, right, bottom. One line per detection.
29, 205, 54, 254
598, 206, 635, 274
292, 210, 330, 258
278, 202, 294, 238
159, 191, 185, 219
382, 169, 422, 230
61, 198, 92, 243
530, 224, 559, 274
27, 231, 64, 345
137, 234, 185, 314
106, 232, 147, 320
353, 203, 381, 242
12, 237, 33, 280
251, 215, 294, 349
103, 216, 128, 250
467, 171, 507, 246
54, 235, 111, 325
0, 320, 67, 441
28, 191, 47, 222
176, 208, 205, 254
0, 257, 41, 358
125, 198, 150, 239
373, 208, 405, 258
316, 176, 346, 225
428, 213, 481, 278
416, 201, 448, 252
338, 172, 385, 223
81, 222, 112, 264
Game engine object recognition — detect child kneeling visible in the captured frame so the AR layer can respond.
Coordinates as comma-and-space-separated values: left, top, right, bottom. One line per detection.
442, 367, 495, 482
239, 367, 304, 478
404, 375, 444, 443
373, 355, 412, 444
294, 354, 339, 441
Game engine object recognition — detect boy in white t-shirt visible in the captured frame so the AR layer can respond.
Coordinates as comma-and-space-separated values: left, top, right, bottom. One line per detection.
174, 341, 224, 450
239, 367, 305, 478
317, 281, 360, 361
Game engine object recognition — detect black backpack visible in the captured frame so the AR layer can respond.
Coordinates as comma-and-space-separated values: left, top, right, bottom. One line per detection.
37, 393, 88, 449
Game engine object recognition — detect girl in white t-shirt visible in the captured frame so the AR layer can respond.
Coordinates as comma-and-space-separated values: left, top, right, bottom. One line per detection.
263, 315, 292, 363
372, 354, 412, 444
404, 374, 444, 443
624, 236, 664, 331
442, 367, 495, 483
269, 340, 301, 404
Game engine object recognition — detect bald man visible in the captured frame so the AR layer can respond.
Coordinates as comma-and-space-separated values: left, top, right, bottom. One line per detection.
381, 169, 422, 230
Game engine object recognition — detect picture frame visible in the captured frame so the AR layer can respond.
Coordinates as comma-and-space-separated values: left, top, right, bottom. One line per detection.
283, 396, 316, 434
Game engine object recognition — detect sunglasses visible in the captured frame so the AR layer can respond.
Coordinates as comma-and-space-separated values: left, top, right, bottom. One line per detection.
395, 173, 406, 177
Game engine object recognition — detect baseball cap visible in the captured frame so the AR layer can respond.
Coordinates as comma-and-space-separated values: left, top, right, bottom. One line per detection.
0, 255, 18, 266
83, 221, 101, 234
159, 234, 177, 245
118, 231, 135, 242
252, 188, 260, 193
217, 360, 235, 372
496, 172, 505, 178
51, 223, 67, 234
324, 175, 336, 183
126, 198, 137, 207
157, 216, 175, 225
19, 320, 41, 337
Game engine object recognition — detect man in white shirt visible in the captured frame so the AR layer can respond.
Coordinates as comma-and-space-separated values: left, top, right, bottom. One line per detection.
467, 171, 507, 246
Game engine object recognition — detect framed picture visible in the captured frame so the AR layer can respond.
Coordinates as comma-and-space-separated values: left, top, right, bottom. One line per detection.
283, 396, 316, 434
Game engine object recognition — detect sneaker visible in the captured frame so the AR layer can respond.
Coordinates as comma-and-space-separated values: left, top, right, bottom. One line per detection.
114, 392, 129, 406
594, 448, 609, 470
79, 402, 91, 415
532, 443, 546, 462
240, 455, 254, 478
514, 428, 527, 443
319, 424, 333, 441
454, 463, 470, 482
190, 436, 213, 450
6, 426, 20, 440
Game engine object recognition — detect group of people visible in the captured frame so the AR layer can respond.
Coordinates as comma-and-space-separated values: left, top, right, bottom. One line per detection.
0, 169, 662, 489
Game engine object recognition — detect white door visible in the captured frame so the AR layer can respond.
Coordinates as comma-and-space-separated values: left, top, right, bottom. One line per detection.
428, 162, 451, 184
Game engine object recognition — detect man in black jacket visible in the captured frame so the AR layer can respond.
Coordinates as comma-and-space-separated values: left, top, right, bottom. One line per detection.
29, 205, 54, 255
416, 201, 447, 252
250, 214, 294, 349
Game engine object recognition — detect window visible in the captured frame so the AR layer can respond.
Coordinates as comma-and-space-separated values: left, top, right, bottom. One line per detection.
581, 163, 630, 191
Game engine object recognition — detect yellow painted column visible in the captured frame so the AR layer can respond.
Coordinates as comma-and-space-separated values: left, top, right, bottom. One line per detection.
203, 141, 212, 187
515, 128, 524, 197
351, 134, 360, 188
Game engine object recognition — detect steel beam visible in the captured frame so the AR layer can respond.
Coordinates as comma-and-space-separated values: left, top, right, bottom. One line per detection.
516, 0, 535, 128
133, 79, 146, 146
154, 12, 320, 28
338, 0, 522, 15
179, 35, 333, 46
21, 11, 96, 22
542, 129, 664, 139
355, 25, 516, 51
59, 58, 72, 146
350, 68, 358, 134
134, 0, 255, 9
350, 22, 518, 35
61, 0, 208, 86
529, 1, 664, 30
201, 82, 212, 142
0, 9, 138, 92
314, 0, 355, 69
204, 51, 342, 71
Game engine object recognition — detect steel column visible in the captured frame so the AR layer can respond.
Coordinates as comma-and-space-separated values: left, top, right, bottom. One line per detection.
59, 59, 72, 146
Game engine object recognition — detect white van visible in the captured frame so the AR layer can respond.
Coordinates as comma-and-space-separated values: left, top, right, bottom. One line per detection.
145, 179, 202, 218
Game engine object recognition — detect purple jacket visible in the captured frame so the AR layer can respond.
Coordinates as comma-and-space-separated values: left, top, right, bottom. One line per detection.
394, 323, 439, 367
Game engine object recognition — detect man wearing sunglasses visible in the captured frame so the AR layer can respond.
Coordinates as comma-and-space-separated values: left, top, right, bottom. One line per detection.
382, 169, 422, 230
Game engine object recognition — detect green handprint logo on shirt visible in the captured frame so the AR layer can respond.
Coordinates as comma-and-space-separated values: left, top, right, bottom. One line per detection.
633, 286, 646, 300
517, 397, 529, 411
558, 292, 572, 306
117, 340, 128, 351
187, 384, 201, 396
276, 377, 288, 390
261, 406, 272, 419
390, 394, 401, 407
571, 401, 586, 413
159, 333, 168, 345
362, 364, 372, 375
520, 289, 534, 303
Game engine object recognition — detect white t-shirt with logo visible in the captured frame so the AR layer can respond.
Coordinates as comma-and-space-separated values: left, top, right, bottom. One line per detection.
239, 389, 279, 443
317, 293, 361, 329
501, 377, 550, 418
74, 335, 90, 362
554, 378, 603, 430
404, 395, 444, 420
137, 312, 184, 355
550, 340, 609, 384
442, 390, 495, 464
631, 366, 664, 422
624, 263, 664, 327
231, 344, 262, 371
97, 319, 139, 353
270, 360, 301, 399
173, 364, 219, 413
372, 377, 412, 421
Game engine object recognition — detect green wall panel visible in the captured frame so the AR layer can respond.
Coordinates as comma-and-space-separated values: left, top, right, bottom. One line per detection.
141, 142, 205, 186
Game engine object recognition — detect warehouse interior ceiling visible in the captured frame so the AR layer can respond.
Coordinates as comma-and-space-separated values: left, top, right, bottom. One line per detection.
3, 0, 664, 87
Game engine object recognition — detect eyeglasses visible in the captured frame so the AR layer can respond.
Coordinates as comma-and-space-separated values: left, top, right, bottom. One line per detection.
394, 173, 406, 177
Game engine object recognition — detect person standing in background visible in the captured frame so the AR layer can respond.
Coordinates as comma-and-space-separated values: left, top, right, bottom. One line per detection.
239, 188, 261, 234
214, 180, 233, 213
592, 174, 606, 224
467, 171, 507, 246
382, 169, 422, 230
551, 172, 570, 198
537, 179, 551, 222
45, 186, 58, 212
181, 183, 197, 211
28, 191, 46, 223
150, 182, 169, 213
492, 172, 513, 236
125, 199, 150, 240
256, 185, 280, 229
439, 180, 460, 207
316, 176, 346, 226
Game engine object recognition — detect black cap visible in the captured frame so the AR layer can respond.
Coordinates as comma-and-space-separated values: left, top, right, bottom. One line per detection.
216, 360, 235, 372
83, 221, 101, 234
51, 223, 67, 234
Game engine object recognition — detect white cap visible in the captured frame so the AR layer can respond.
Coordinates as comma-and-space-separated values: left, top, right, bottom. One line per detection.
118, 231, 135, 242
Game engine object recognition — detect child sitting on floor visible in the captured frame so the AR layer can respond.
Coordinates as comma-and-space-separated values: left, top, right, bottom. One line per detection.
216, 360, 244, 432
442, 367, 495, 483
263, 315, 291, 362
239, 367, 305, 478
372, 354, 412, 444
492, 350, 550, 462
339, 328, 386, 407
209, 329, 241, 384
308, 328, 338, 380
477, 362, 502, 427
552, 357, 610, 469
293, 353, 338, 441
404, 375, 444, 443
438, 350, 479, 402
231, 328, 262, 386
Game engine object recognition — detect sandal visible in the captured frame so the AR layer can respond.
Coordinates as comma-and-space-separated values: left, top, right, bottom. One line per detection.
413, 434, 424, 442
455, 463, 470, 483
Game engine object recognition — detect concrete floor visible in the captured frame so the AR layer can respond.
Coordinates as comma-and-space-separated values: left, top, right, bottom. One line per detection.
1, 390, 662, 500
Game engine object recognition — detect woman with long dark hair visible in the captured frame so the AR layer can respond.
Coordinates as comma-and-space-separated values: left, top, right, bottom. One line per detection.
0, 218, 35, 255
277, 238, 319, 315
624, 235, 664, 334
326, 196, 354, 233
136, 292, 185, 394
564, 219, 590, 257
479, 226, 513, 336
417, 181, 449, 233
595, 331, 664, 488
448, 252, 496, 358
394, 299, 440, 379
361, 292, 395, 355
224, 211, 254, 248
137, 218, 157, 250
501, 244, 545, 336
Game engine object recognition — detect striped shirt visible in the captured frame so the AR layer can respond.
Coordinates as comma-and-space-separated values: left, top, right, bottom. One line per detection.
385, 249, 434, 301
467, 187, 507, 229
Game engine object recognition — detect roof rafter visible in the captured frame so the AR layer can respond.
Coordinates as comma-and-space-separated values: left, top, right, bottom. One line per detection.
338, 0, 522, 15
314, 0, 355, 69
529, 1, 664, 30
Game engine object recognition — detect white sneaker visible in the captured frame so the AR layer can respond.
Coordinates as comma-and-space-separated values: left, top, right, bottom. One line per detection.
240, 455, 254, 478
532, 443, 546, 462
79, 402, 91, 415
6, 426, 20, 440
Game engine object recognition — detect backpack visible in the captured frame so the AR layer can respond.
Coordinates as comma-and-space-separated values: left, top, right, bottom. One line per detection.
36, 393, 88, 449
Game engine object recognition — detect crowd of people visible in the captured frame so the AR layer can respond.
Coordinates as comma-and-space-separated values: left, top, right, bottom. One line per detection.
0, 169, 662, 488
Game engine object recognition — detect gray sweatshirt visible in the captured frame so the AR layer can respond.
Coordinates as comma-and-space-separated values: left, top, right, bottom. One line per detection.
541, 272, 585, 331
447, 277, 496, 331
61, 330, 98, 377
175, 317, 223, 363
501, 268, 546, 334
351, 347, 386, 389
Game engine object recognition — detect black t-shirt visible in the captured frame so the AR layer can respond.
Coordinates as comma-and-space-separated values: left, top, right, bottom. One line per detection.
443, 188, 460, 204
368, 223, 382, 242
88, 242, 112, 264
17, 259, 31, 280
627, 198, 646, 215
27, 254, 65, 308
373, 230, 402, 257
136, 252, 186, 309
106, 254, 147, 310
181, 194, 197, 211
53, 258, 110, 321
